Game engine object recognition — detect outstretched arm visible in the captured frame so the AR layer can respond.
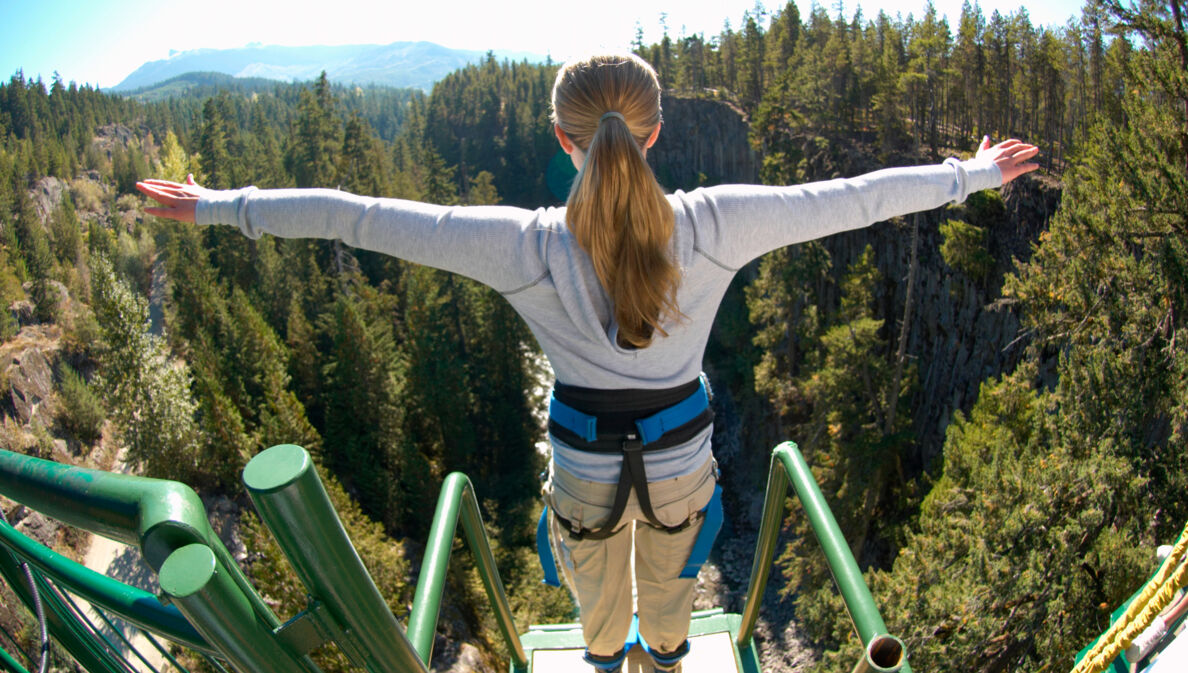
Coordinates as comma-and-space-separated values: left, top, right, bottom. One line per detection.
136, 177, 549, 294
684, 137, 1041, 270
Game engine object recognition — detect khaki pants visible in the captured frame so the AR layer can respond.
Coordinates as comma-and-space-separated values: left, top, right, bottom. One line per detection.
545, 457, 717, 657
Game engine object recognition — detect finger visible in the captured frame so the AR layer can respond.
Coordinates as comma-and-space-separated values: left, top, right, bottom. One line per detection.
135, 182, 170, 201
981, 135, 991, 152
186, 173, 197, 185
135, 183, 177, 203
136, 180, 176, 192
139, 182, 195, 200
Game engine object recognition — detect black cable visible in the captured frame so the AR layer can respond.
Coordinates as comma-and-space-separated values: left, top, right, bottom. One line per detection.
0, 506, 50, 673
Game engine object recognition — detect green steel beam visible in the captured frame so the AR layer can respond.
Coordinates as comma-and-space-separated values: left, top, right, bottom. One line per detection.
243, 444, 428, 673
158, 543, 320, 673
737, 442, 912, 673
0, 448, 280, 636
408, 471, 527, 669
0, 516, 210, 653
0, 644, 31, 673
0, 448, 324, 673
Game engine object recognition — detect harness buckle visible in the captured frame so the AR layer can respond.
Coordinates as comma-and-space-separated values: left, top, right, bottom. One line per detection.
622, 433, 644, 452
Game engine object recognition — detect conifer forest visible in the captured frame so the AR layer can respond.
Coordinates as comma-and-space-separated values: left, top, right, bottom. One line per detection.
1, 1, 1187, 671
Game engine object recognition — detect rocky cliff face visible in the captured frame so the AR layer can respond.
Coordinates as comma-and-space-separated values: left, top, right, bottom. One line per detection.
649, 95, 759, 191
816, 175, 1060, 469
650, 97, 1059, 470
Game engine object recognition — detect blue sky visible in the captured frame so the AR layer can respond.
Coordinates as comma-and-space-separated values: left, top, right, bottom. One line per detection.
1, 0, 1088, 89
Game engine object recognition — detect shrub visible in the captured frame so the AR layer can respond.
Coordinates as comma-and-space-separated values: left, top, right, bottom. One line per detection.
940, 218, 995, 281
56, 362, 104, 445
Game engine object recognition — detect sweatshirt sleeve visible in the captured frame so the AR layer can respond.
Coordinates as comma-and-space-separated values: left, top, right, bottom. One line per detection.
678, 157, 1002, 270
194, 187, 550, 294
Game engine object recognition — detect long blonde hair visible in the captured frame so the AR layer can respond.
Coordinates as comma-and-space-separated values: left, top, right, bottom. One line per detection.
551, 54, 680, 349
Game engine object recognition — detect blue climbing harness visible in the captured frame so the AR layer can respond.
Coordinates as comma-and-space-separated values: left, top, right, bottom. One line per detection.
537, 376, 722, 587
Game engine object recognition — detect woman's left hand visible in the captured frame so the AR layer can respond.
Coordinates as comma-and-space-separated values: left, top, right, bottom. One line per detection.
136, 174, 205, 223
976, 136, 1040, 185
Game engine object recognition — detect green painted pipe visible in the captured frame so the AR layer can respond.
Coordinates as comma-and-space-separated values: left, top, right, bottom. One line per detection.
737, 443, 912, 673
243, 444, 428, 673
0, 449, 281, 634
407, 472, 527, 669
0, 517, 210, 653
736, 445, 792, 647
852, 633, 905, 673
0, 643, 31, 673
158, 543, 320, 673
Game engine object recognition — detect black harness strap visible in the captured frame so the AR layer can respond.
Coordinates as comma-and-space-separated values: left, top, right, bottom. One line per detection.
550, 378, 713, 540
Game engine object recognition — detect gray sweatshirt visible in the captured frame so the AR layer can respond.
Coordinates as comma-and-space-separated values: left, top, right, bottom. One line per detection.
196, 157, 1001, 482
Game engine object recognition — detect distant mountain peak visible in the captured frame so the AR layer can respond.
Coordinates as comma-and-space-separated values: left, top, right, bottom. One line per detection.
113, 42, 544, 92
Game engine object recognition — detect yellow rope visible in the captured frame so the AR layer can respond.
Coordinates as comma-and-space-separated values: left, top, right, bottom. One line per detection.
1071, 519, 1188, 673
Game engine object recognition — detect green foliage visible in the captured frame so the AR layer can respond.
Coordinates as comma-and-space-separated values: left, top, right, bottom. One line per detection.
321, 286, 424, 534
939, 218, 994, 280
89, 255, 204, 483
831, 4, 1188, 671
862, 371, 1142, 673
54, 361, 104, 445
422, 58, 558, 206
157, 129, 193, 182
49, 192, 81, 265
287, 72, 342, 188
13, 187, 59, 322
0, 245, 24, 340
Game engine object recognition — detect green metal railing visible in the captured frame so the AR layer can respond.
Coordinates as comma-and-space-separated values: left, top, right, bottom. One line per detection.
3, 440, 908, 673
0, 444, 528, 673
406, 472, 527, 668
737, 442, 909, 673
0, 446, 315, 672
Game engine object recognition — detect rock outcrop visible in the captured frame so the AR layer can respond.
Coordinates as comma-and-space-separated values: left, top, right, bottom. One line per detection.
7, 346, 54, 426
649, 94, 759, 191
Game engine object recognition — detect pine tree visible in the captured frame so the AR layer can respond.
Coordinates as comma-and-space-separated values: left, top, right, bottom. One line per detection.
321, 287, 428, 535
157, 129, 192, 183
338, 113, 388, 196
13, 187, 58, 322
90, 255, 203, 483
287, 72, 342, 189
197, 95, 234, 189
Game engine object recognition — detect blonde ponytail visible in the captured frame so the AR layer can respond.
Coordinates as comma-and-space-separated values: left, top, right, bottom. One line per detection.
552, 54, 680, 349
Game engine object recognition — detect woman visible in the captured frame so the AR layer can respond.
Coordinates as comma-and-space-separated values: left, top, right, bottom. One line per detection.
138, 53, 1038, 673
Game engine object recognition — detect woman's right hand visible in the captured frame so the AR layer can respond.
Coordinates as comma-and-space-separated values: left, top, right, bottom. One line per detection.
136, 174, 206, 223
976, 136, 1040, 185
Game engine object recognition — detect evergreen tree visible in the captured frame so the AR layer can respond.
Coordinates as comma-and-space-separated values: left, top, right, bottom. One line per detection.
49, 191, 81, 267
13, 187, 58, 322
287, 72, 342, 188
90, 255, 203, 483
338, 113, 388, 196
197, 95, 234, 189
321, 286, 428, 535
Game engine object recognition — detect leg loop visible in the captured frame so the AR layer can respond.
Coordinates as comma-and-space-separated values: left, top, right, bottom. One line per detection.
583, 647, 626, 672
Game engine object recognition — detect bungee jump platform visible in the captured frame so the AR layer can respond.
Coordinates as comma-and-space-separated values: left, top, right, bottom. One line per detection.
0, 441, 911, 673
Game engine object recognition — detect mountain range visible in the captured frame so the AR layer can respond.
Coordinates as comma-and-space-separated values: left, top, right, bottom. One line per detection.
112, 41, 547, 92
